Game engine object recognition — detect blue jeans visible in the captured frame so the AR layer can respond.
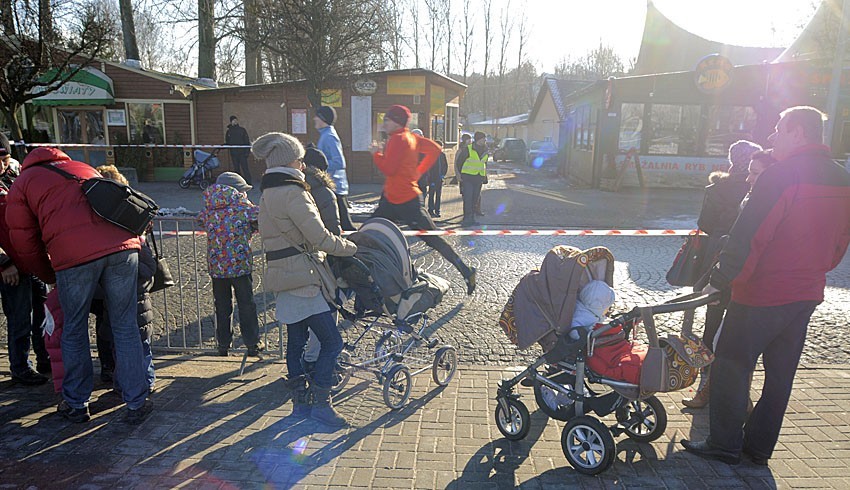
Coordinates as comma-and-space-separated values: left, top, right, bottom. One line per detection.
56, 250, 148, 410
286, 311, 343, 388
1, 274, 38, 376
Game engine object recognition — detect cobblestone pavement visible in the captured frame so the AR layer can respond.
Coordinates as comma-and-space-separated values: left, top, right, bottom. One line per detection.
2, 356, 849, 489
3, 161, 848, 366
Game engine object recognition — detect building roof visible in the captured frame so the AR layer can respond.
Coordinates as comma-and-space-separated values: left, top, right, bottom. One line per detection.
470, 113, 529, 126
529, 78, 594, 122
634, 1, 784, 75
775, 0, 845, 63
101, 60, 230, 94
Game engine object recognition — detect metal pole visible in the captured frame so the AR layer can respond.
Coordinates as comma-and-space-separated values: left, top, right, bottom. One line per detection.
824, 0, 850, 146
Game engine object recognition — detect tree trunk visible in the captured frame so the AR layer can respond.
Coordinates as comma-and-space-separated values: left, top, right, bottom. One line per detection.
2, 0, 14, 35
119, 0, 140, 61
198, 0, 216, 80
244, 0, 259, 84
2, 104, 24, 144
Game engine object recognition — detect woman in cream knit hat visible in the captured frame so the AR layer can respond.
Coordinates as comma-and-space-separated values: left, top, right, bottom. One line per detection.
253, 132, 357, 427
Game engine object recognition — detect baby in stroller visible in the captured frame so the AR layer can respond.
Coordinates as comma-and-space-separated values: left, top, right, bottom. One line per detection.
496, 245, 717, 475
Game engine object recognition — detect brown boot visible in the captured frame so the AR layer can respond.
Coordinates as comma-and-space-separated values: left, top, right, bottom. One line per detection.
682, 381, 710, 408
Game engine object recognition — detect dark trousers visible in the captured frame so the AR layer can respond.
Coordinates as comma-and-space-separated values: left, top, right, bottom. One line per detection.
1, 274, 48, 375
285, 310, 343, 388
211, 275, 260, 349
461, 174, 484, 224
709, 300, 818, 458
230, 151, 252, 184
336, 194, 355, 231
373, 195, 471, 279
427, 179, 443, 214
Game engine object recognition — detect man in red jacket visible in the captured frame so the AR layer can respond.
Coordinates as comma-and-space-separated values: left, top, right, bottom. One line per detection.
683, 106, 850, 465
6, 147, 152, 424
370, 105, 476, 294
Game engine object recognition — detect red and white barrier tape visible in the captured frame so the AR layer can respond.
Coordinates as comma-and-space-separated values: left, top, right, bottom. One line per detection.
152, 228, 699, 237
23, 143, 252, 149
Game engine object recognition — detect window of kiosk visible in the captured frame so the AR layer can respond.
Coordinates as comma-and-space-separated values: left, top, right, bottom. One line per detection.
57, 108, 107, 165
127, 102, 165, 144
431, 115, 445, 142
618, 103, 644, 153
23, 105, 57, 143
705, 106, 757, 156
445, 105, 458, 143
648, 104, 700, 156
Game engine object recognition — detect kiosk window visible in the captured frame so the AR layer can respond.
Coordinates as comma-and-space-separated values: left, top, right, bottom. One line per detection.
705, 106, 758, 156
648, 104, 699, 155
127, 103, 165, 144
618, 103, 644, 152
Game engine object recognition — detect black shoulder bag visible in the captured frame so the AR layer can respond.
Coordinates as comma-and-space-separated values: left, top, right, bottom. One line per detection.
41, 163, 158, 235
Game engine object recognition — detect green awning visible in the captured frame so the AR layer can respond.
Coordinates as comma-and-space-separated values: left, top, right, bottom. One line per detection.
31, 66, 114, 106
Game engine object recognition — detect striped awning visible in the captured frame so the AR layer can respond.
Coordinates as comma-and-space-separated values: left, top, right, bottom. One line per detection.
31, 66, 115, 106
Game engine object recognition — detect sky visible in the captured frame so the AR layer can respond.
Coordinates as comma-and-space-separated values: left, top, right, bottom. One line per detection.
518, 0, 817, 73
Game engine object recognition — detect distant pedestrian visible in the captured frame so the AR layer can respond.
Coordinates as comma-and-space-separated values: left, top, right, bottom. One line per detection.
7, 147, 152, 424
370, 105, 477, 294
682, 140, 760, 409
456, 131, 489, 227
683, 106, 850, 466
426, 140, 448, 217
226, 115, 253, 184
198, 172, 262, 357
314, 106, 355, 231
253, 132, 357, 427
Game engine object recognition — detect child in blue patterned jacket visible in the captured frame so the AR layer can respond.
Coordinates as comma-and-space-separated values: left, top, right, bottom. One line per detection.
198, 172, 262, 356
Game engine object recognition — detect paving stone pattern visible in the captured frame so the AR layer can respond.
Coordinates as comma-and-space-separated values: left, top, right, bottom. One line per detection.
1, 357, 849, 489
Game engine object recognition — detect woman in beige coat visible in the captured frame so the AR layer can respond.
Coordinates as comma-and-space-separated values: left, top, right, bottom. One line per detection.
253, 132, 357, 427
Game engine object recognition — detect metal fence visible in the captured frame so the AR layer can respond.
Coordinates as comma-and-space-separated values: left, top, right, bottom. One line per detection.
149, 217, 282, 356
0, 217, 284, 358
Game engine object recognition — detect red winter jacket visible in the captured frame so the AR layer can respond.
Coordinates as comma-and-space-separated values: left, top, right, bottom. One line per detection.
709, 144, 850, 306
5, 148, 140, 283
372, 128, 442, 204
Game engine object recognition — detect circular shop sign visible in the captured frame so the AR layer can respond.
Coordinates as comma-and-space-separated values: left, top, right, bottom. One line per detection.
354, 78, 378, 96
695, 54, 733, 94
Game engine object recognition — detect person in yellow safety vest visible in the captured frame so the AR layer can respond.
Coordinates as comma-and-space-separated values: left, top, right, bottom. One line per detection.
456, 131, 489, 226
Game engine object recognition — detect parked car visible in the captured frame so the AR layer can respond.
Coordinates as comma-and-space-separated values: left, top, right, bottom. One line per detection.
493, 138, 527, 162
526, 140, 558, 168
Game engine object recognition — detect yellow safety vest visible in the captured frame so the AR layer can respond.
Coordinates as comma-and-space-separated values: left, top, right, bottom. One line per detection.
461, 145, 486, 176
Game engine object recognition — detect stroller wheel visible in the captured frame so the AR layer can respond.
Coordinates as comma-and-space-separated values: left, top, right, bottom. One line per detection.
199, 179, 211, 190
494, 398, 530, 441
615, 395, 667, 443
331, 350, 352, 395
178, 178, 191, 189
561, 415, 616, 475
431, 346, 458, 386
382, 364, 412, 410
533, 379, 576, 421
375, 330, 403, 361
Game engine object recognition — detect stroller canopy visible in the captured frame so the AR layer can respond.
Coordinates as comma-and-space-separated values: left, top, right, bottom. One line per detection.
502, 245, 615, 350
347, 217, 415, 300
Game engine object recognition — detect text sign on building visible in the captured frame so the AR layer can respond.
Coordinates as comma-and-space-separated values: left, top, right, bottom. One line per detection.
695, 54, 733, 94
387, 76, 426, 96
354, 78, 378, 96
430, 86, 445, 115
321, 89, 343, 107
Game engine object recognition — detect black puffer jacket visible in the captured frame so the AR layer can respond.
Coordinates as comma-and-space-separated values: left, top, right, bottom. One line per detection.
137, 240, 156, 340
697, 171, 750, 236
305, 167, 341, 236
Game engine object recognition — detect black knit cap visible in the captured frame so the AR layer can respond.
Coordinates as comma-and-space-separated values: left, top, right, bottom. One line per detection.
316, 106, 336, 125
303, 145, 329, 171
229, 115, 238, 122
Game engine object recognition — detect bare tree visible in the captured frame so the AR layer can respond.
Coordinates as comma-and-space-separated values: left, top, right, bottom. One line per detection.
443, 0, 452, 75
249, 0, 385, 107
197, 0, 215, 79
424, 0, 445, 71
458, 0, 474, 83
243, 0, 260, 84
382, 0, 405, 70
119, 0, 139, 60
495, 0, 512, 116
555, 42, 625, 80
481, 0, 492, 117
0, 0, 118, 139
410, 0, 420, 67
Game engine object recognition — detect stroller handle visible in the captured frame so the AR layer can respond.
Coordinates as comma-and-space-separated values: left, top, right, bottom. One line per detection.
649, 291, 721, 315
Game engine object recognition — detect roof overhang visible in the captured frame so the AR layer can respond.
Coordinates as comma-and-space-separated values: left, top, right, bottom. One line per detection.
31, 66, 114, 106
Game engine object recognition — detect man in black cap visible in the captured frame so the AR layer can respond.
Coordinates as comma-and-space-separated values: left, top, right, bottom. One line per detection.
225, 115, 252, 184
314, 106, 355, 231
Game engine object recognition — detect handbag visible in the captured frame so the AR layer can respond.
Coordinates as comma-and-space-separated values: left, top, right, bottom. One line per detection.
41, 163, 158, 235
666, 233, 704, 287
148, 233, 175, 293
